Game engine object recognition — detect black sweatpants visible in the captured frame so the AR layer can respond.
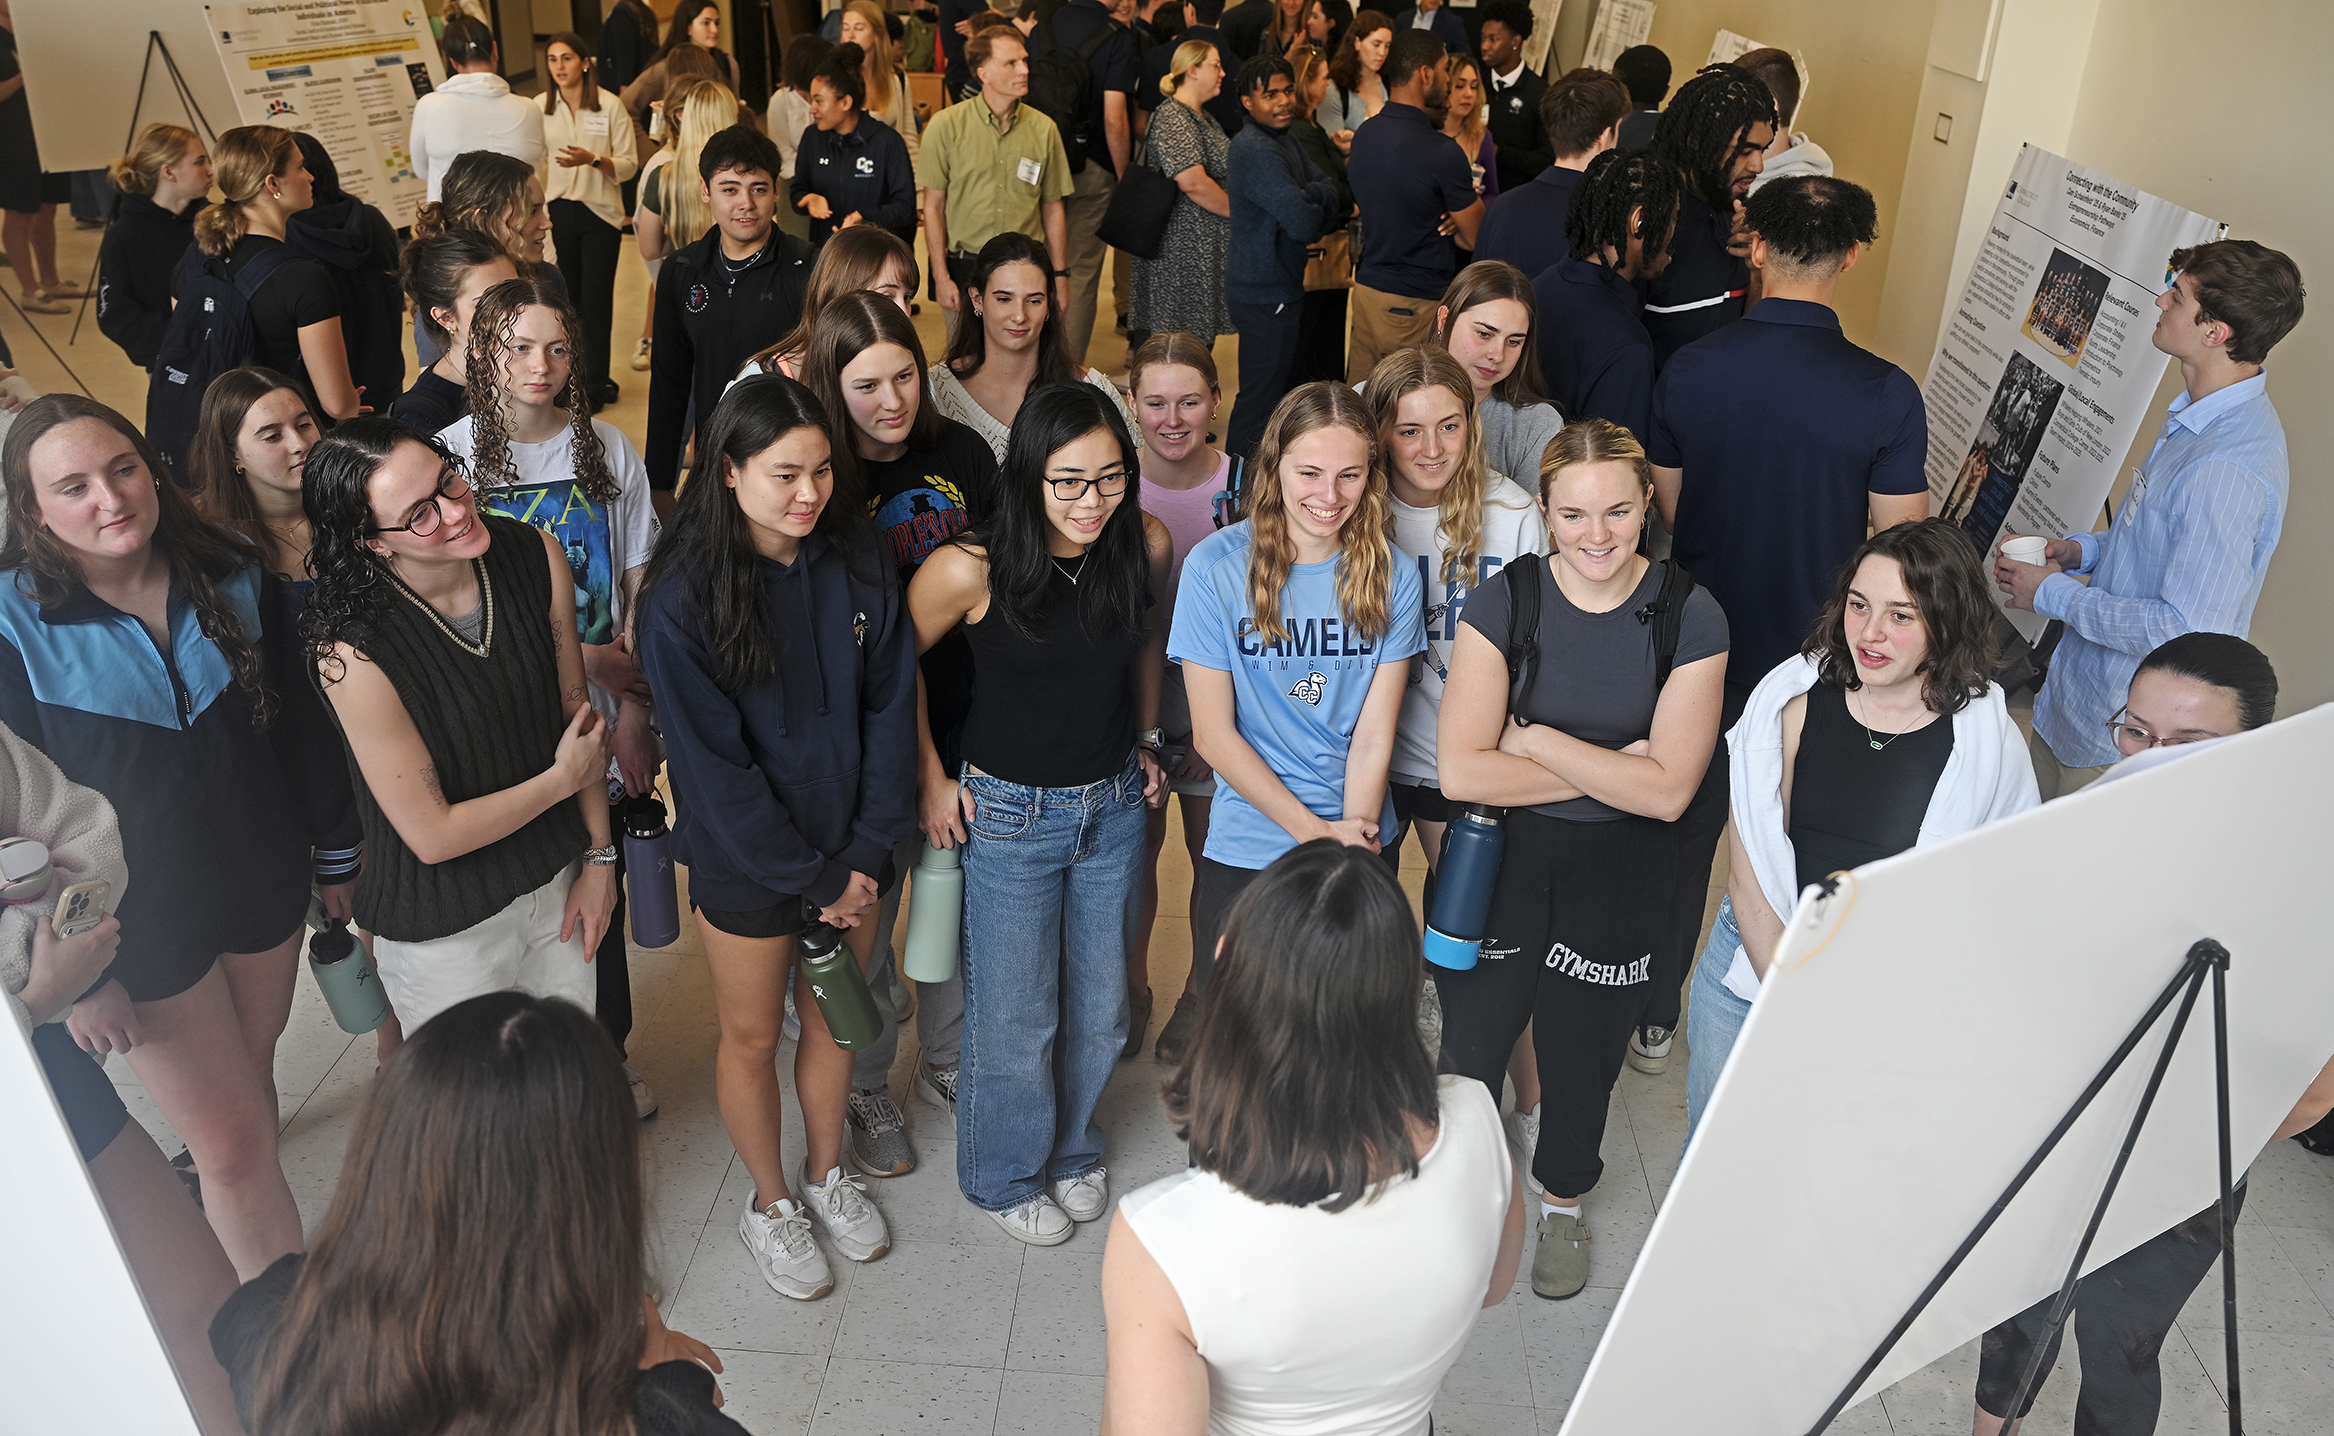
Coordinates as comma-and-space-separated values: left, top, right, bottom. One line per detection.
1189, 856, 1265, 995
1433, 809, 1678, 1199
595, 846, 634, 1052
1976, 1185, 2245, 1434
1646, 679, 1750, 1031
549, 199, 624, 398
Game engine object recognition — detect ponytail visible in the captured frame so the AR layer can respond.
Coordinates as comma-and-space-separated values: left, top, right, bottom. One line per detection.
193, 125, 300, 258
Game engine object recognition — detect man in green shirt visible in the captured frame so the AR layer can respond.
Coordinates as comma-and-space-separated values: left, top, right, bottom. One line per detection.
916, 25, 1073, 314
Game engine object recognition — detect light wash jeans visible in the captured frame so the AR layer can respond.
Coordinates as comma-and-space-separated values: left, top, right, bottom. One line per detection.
1684, 895, 1752, 1146
957, 756, 1146, 1211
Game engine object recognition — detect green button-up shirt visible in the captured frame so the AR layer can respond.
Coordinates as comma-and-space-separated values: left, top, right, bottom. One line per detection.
915, 96, 1072, 254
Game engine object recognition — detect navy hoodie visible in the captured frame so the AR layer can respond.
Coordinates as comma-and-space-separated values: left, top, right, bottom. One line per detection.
790, 115, 917, 249
97, 192, 207, 370
638, 525, 918, 910
287, 193, 405, 415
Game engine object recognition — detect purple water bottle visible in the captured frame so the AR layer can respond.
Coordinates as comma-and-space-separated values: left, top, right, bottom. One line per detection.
623, 795, 681, 948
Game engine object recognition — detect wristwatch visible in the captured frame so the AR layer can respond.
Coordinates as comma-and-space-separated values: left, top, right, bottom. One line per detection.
583, 843, 620, 867
1135, 727, 1164, 751
1052, 267, 1071, 277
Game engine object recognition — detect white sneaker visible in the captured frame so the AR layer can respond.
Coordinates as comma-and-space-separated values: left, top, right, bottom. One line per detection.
1051, 1166, 1109, 1222
800, 1162, 890, 1262
738, 1194, 834, 1300
1504, 1107, 1543, 1195
1417, 975, 1444, 1058
1628, 1024, 1674, 1075
985, 1192, 1074, 1246
624, 1061, 658, 1119
629, 336, 652, 370
783, 987, 801, 1042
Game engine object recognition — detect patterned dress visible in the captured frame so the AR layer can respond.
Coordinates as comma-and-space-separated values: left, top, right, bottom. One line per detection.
1131, 98, 1232, 340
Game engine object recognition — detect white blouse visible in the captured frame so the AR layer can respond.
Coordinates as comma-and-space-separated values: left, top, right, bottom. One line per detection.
928, 362, 1137, 464
543, 93, 642, 231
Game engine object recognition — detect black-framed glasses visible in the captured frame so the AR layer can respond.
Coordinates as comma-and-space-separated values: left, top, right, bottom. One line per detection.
371, 468, 474, 537
1047, 473, 1130, 502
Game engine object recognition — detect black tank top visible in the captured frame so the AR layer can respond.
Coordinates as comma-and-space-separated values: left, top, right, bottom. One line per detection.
1787, 683, 1954, 894
960, 557, 1144, 788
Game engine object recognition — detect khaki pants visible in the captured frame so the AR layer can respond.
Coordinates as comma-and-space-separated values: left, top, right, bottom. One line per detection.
1062, 160, 1117, 369
1347, 283, 1442, 384
2028, 725, 2109, 801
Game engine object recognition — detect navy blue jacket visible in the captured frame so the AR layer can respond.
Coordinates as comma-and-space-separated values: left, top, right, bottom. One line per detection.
1639, 190, 1746, 371
1392, 5, 1469, 54
1472, 163, 1576, 283
791, 115, 918, 248
1227, 121, 1338, 305
638, 525, 918, 911
1533, 255, 1655, 442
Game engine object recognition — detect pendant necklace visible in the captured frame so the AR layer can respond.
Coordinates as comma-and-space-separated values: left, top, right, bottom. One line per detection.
1051, 553, 1086, 586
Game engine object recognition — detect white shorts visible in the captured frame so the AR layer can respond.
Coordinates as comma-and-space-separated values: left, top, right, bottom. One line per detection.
370, 863, 595, 1033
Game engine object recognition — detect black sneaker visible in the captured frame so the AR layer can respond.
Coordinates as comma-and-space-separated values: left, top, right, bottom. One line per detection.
1154, 993, 1201, 1064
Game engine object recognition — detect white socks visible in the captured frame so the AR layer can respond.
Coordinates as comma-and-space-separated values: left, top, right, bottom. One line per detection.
1542, 1199, 1580, 1220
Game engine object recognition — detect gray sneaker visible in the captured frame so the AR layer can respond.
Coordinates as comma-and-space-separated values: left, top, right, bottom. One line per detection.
846, 1087, 916, 1177
915, 1060, 959, 1134
1532, 1208, 1590, 1300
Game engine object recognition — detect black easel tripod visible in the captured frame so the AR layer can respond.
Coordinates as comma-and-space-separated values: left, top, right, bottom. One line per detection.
1803, 938, 2242, 1435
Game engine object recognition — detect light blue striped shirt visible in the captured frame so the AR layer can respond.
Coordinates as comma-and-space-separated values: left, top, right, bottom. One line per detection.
2032, 372, 2287, 767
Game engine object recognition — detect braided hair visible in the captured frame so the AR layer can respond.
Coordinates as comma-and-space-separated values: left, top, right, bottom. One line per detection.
1566, 148, 1684, 273
1650, 63, 1775, 211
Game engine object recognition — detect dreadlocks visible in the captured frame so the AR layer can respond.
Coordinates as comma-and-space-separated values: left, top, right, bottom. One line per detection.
1651, 63, 1776, 211
1567, 149, 1684, 272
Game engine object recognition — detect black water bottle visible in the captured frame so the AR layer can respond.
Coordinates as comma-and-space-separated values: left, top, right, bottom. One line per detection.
1423, 805, 1505, 970
796, 899, 883, 1049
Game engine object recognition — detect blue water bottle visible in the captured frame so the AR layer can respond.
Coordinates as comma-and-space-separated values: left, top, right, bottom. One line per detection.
622, 795, 681, 949
1422, 805, 1505, 970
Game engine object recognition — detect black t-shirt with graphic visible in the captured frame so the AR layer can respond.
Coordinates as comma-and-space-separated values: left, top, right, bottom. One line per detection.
862, 418, 997, 758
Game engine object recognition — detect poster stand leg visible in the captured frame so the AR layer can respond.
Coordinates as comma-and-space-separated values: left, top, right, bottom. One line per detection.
1802, 939, 2241, 1436
66, 31, 221, 352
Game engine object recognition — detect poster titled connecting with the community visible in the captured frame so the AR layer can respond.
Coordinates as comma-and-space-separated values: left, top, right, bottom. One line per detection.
205, 0, 447, 230
1921, 145, 2223, 640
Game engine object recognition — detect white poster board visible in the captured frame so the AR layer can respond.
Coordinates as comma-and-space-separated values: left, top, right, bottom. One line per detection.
1558, 705, 2334, 1435
1923, 146, 2225, 640
11, 0, 243, 173
1581, 0, 1653, 72
1520, 0, 1568, 75
205, 0, 448, 231
1706, 30, 1809, 126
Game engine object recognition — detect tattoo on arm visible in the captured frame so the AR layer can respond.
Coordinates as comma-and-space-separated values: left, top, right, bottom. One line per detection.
420, 763, 444, 804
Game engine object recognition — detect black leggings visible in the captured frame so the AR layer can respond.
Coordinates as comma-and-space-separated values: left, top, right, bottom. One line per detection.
549, 199, 623, 397
1432, 809, 1678, 1199
1976, 1186, 2244, 1434
1189, 856, 1265, 994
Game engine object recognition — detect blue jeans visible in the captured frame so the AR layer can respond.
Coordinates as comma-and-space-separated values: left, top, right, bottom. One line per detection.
957, 756, 1146, 1210
1684, 896, 1752, 1145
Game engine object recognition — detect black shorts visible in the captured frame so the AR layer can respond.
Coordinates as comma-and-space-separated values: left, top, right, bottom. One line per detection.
120, 909, 307, 1005
1390, 780, 1452, 827
31, 1021, 131, 1163
692, 860, 900, 940
0, 163, 46, 215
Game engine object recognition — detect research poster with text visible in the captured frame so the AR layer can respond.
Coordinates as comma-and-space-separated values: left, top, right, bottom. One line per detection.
1922, 145, 2222, 639
207, 0, 447, 230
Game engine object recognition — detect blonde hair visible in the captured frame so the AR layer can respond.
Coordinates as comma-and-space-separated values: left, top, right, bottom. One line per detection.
1160, 40, 1217, 99
1537, 417, 1653, 504
1292, 45, 1331, 118
842, 0, 900, 115
1443, 52, 1487, 155
664, 79, 742, 249
194, 125, 300, 258
110, 123, 200, 197
1127, 331, 1218, 399
1245, 382, 1394, 645
1365, 347, 1496, 590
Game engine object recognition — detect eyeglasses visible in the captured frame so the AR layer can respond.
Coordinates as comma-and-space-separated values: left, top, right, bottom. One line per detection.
371, 468, 474, 537
2104, 705, 2187, 754
1047, 473, 1130, 501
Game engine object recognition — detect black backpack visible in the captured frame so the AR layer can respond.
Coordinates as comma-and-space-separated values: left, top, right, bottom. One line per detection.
1502, 555, 1696, 723
145, 240, 302, 484
1025, 14, 1121, 172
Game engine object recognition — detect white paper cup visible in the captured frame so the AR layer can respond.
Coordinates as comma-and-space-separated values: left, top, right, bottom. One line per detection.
2000, 536, 2049, 565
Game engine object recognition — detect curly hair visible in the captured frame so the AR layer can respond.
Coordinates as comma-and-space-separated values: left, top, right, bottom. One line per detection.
1434, 260, 1545, 406
189, 366, 317, 573
1651, 63, 1776, 211
1567, 148, 1684, 272
461, 276, 621, 506
299, 418, 463, 680
1365, 347, 1492, 590
1743, 174, 1876, 272
1, 395, 274, 724
410, 150, 541, 271
1326, 10, 1391, 94
1244, 382, 1393, 646
1802, 518, 1997, 717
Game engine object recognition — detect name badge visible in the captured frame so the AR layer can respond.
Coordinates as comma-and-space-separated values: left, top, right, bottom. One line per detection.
1016, 156, 1043, 186
2119, 466, 2149, 527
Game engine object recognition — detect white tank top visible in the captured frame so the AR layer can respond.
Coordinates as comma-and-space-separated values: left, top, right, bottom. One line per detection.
1118, 1076, 1512, 1436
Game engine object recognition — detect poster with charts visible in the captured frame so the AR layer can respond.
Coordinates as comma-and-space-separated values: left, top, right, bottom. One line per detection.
1582, 0, 1652, 72
1920, 145, 2222, 640
205, 0, 447, 231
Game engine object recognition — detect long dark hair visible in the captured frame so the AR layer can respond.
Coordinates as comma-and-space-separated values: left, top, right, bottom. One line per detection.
1164, 840, 1439, 1212
0, 395, 274, 724
1326, 9, 1391, 94
399, 226, 514, 351
1803, 518, 1997, 717
639, 376, 873, 693
658, 0, 723, 60
462, 276, 621, 504
944, 231, 1079, 386
190, 366, 316, 572
801, 291, 942, 494
972, 383, 1149, 641
245, 993, 647, 1436
299, 417, 465, 678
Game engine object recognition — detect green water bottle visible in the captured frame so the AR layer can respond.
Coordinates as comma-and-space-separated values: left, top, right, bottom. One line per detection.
796, 899, 882, 1049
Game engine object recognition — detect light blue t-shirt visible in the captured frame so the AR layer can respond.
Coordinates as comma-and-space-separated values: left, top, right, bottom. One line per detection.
1168, 521, 1427, 871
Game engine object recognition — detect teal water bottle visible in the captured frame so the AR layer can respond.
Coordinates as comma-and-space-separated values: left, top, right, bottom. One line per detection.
797, 899, 883, 1049
308, 920, 389, 1034
901, 840, 964, 983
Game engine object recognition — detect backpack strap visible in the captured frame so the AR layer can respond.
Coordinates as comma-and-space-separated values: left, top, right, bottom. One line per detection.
1637, 557, 1697, 690
1071, 14, 1120, 61
229, 242, 298, 300
1210, 454, 1245, 529
1502, 554, 1543, 723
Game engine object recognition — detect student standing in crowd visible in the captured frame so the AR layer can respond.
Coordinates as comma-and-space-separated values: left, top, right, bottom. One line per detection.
637, 376, 914, 1301
175, 126, 366, 424
1735, 47, 1829, 193
1317, 11, 1392, 152
209, 992, 743, 1436
1425, 260, 1562, 486
1641, 63, 1774, 369
543, 32, 641, 412
1125, 333, 1230, 1060
1472, 66, 1626, 280
1533, 148, 1676, 443
437, 278, 662, 1115
410, 16, 548, 201
1344, 31, 1481, 380
1390, 0, 1464, 54
1435, 418, 1726, 1300
1439, 51, 1498, 264
405, 149, 560, 369
740, 226, 920, 382
792, 44, 919, 250
1104, 841, 1524, 1432
1688, 521, 2036, 1135
98, 124, 210, 371
1611, 44, 1669, 149
1999, 239, 2300, 798
1142, 0, 1246, 138
0, 4, 77, 316
931, 232, 1138, 463
0, 396, 319, 1282
623, 0, 746, 115
801, 291, 991, 1170
283, 134, 404, 424
1129, 42, 1233, 353
390, 229, 521, 436
632, 75, 739, 375
916, 24, 1073, 314
646, 126, 816, 508
1287, 45, 1355, 386
1047, 0, 1142, 367
1225, 55, 1340, 461
837, 1, 926, 170
770, 39, 833, 243
596, 0, 662, 138
1166, 381, 1423, 987
1474, 0, 1545, 193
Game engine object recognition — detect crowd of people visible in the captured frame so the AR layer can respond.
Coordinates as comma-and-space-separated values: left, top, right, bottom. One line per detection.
2, 8, 2320, 1435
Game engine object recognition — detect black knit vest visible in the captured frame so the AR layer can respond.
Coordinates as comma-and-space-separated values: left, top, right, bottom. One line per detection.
349, 513, 589, 941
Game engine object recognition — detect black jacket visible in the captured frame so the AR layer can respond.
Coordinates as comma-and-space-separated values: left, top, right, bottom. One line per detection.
1483, 63, 1550, 194
646, 226, 815, 490
1217, 0, 1274, 60
791, 116, 918, 247
286, 195, 405, 413
96, 192, 206, 370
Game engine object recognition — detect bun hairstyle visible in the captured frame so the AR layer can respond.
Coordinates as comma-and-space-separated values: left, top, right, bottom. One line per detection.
818, 43, 869, 111
194, 125, 301, 258
399, 226, 513, 350
438, 13, 497, 67
1161, 39, 1217, 98
109, 123, 199, 197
